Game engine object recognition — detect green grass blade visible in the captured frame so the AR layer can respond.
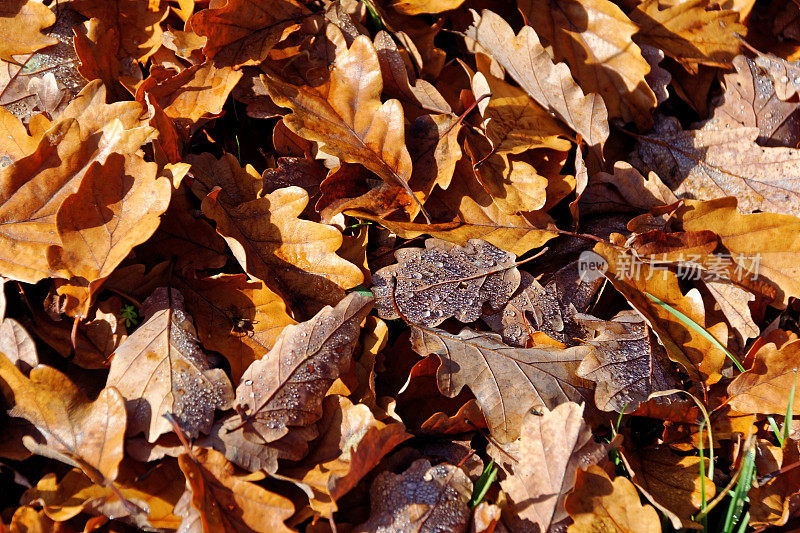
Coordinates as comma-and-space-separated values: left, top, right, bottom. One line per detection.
768, 415, 785, 447
469, 460, 497, 508
783, 373, 797, 447
722, 445, 756, 533
645, 292, 745, 372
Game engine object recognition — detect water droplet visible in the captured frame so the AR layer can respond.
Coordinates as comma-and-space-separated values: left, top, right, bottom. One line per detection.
244, 379, 253, 386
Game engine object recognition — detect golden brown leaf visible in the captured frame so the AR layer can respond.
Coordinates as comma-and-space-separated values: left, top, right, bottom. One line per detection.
389, 0, 465, 15
0, 0, 58, 63
0, 354, 126, 484
0, 82, 156, 284
202, 185, 363, 318
519, 0, 656, 128
728, 338, 800, 414
188, 0, 309, 67
487, 403, 609, 532
217, 292, 373, 472
262, 35, 426, 220
566, 465, 661, 533
630, 0, 745, 72
672, 197, 800, 306
579, 162, 676, 216
283, 395, 411, 518
106, 288, 234, 442
0, 107, 38, 166
355, 458, 472, 533
24, 460, 183, 529
411, 325, 594, 442
176, 448, 294, 533
636, 116, 800, 217
72, 0, 169, 63
621, 445, 714, 529
749, 440, 800, 527
372, 238, 521, 327
465, 9, 609, 156
47, 153, 171, 315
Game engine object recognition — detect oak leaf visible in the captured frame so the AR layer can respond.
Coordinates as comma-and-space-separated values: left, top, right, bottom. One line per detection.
465, 9, 609, 156
202, 185, 363, 318
0, 107, 38, 166
621, 445, 715, 530
753, 51, 800, 101
0, 353, 126, 484
411, 325, 594, 442
636, 116, 800, 217
728, 337, 800, 414
389, 0, 465, 15
579, 162, 676, 216
519, 0, 656, 128
0, 0, 58, 63
217, 292, 373, 472
749, 440, 800, 527
487, 403, 609, 532
106, 288, 234, 442
565, 465, 661, 533
262, 35, 426, 220
176, 274, 296, 382
372, 238, 521, 328
576, 311, 679, 413
46, 153, 171, 315
24, 460, 183, 529
176, 447, 294, 533
355, 458, 472, 533
283, 395, 411, 518
630, 0, 745, 72
188, 0, 309, 67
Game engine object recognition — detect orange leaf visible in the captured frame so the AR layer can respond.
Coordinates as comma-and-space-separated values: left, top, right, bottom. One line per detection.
0, 0, 58, 63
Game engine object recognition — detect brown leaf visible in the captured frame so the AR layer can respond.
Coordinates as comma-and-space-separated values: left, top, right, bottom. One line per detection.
390, 0, 465, 15
176, 274, 296, 383
137, 62, 243, 139
630, 0, 745, 72
46, 153, 171, 314
0, 107, 38, 166
487, 403, 608, 532
72, 0, 169, 63
672, 197, 800, 306
217, 292, 373, 472
262, 35, 427, 220
753, 51, 800, 101
576, 311, 679, 413
188, 0, 309, 67
23, 459, 183, 529
0, 1, 58, 63
637, 115, 800, 217
594, 242, 728, 383
106, 288, 234, 442
188, 152, 262, 205
0, 317, 36, 375
411, 325, 594, 442
202, 186, 364, 318
710, 55, 800, 147
621, 445, 715, 530
407, 113, 464, 198
565, 465, 661, 533
465, 9, 609, 156
355, 458, 472, 533
176, 447, 294, 533
519, 0, 656, 128
749, 439, 800, 526
372, 238, 521, 328
283, 395, 411, 518
728, 337, 800, 414
0, 354, 126, 484
0, 81, 156, 283
579, 162, 676, 216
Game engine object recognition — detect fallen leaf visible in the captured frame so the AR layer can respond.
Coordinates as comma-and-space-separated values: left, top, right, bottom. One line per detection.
519, 0, 656, 128
411, 325, 594, 442
621, 444, 714, 530
728, 337, 800, 414
217, 292, 373, 472
576, 310, 679, 413
636, 115, 800, 217
0, 0, 58, 63
372, 238, 521, 327
565, 465, 661, 533
202, 185, 364, 318
262, 35, 427, 220
189, 0, 309, 67
389, 0, 465, 15
630, 0, 745, 72
487, 403, 608, 532
176, 447, 294, 533
749, 439, 800, 526
106, 288, 234, 442
0, 353, 126, 484
465, 9, 609, 156
355, 458, 472, 533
